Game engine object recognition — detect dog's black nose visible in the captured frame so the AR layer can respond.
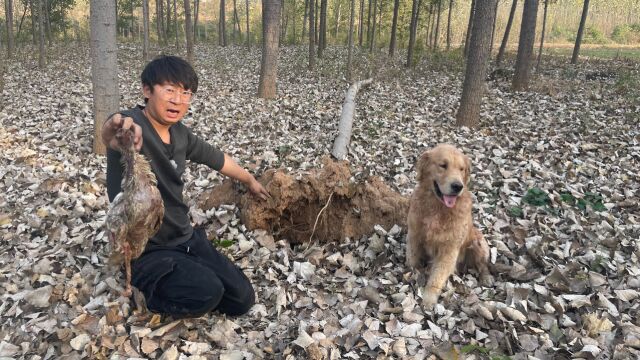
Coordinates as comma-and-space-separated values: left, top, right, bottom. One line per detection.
451, 182, 464, 194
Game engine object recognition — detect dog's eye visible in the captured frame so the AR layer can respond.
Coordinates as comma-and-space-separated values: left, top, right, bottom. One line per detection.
440, 163, 447, 169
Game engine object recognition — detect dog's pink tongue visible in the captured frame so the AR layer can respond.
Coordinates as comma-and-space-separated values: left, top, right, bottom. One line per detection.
443, 195, 457, 208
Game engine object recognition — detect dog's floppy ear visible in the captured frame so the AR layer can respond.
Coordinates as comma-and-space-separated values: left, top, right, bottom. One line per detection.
464, 155, 472, 185
416, 151, 430, 182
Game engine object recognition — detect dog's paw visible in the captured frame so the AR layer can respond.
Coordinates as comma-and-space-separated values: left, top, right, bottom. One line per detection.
480, 273, 495, 287
422, 291, 439, 310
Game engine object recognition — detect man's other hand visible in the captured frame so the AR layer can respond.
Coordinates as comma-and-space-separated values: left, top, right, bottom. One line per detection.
102, 114, 143, 151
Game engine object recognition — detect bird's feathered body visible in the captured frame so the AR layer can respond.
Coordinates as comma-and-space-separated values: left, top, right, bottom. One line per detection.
105, 128, 164, 297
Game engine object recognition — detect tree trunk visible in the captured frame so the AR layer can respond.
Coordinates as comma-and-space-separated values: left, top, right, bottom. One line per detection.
258, 0, 281, 99
366, 0, 371, 46
44, 0, 51, 44
315, 0, 319, 44
512, 0, 538, 91
389, 0, 399, 57
143, 0, 150, 60
246, 0, 250, 49
333, 1, 340, 39
368, 0, 377, 52
219, 0, 227, 46
90, 0, 119, 155
5, 0, 15, 57
38, 0, 46, 67
292, 0, 296, 43
173, 0, 179, 50
318, 0, 327, 56
434, 0, 441, 50
303, 0, 309, 39
489, 0, 498, 54
425, 6, 432, 48
446, 0, 453, 50
463, 0, 475, 57
184, 0, 194, 63
167, 0, 172, 41
308, 0, 316, 69
156, 0, 163, 45
456, 0, 498, 127
347, 0, 355, 81
571, 0, 589, 64
193, 0, 200, 43
234, 0, 241, 42
332, 78, 373, 160
358, 0, 364, 46
30, 0, 36, 45
406, 0, 419, 67
496, 0, 517, 66
536, 0, 548, 71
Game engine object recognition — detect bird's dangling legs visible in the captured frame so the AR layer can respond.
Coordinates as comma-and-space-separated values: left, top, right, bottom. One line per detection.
122, 242, 132, 298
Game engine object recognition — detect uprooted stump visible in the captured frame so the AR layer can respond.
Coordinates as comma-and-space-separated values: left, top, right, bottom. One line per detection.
201, 157, 409, 244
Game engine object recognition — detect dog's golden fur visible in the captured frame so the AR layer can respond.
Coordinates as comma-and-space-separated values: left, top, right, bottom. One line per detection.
406, 144, 492, 309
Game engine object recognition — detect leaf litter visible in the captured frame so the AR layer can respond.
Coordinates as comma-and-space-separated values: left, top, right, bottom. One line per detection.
0, 44, 638, 359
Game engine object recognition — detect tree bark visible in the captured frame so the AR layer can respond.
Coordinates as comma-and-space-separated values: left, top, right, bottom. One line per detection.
406, 0, 420, 67
44, 0, 51, 44
193, 0, 200, 43
308, 0, 316, 69
173, 0, 179, 50
318, 0, 327, 57
456, 0, 498, 128
5, 0, 15, 57
143, 0, 150, 60
571, 0, 590, 64
463, 0, 475, 57
90, 0, 119, 155
333, 1, 340, 39
258, 0, 281, 99
184, 0, 194, 63
38, 0, 46, 68
434, 0, 441, 50
358, 0, 364, 46
166, 0, 172, 41
446, 0, 453, 50
30, 0, 36, 45
245, 0, 250, 49
496, 0, 517, 66
219, 0, 227, 46
389, 0, 399, 57
489, 0, 498, 54
332, 78, 373, 160
366, 0, 371, 46
536, 0, 549, 71
347, 0, 355, 81
303, 0, 309, 39
512, 0, 539, 91
368, 0, 377, 52
233, 0, 240, 42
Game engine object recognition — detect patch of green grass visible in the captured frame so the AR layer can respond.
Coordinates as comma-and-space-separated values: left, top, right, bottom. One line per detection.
507, 206, 524, 218
214, 239, 235, 248
561, 191, 607, 212
522, 188, 551, 206
461, 344, 490, 355
545, 46, 640, 60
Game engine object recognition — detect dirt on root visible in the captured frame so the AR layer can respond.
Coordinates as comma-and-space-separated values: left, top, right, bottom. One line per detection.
201, 157, 410, 244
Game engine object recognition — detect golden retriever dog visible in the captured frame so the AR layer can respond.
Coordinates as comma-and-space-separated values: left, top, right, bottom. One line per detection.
406, 144, 493, 309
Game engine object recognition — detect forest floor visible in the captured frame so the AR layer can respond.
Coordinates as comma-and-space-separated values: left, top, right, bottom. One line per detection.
0, 44, 639, 359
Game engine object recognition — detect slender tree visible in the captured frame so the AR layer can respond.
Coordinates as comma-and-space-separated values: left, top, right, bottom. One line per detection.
366, 0, 371, 46
496, 0, 517, 66
489, 0, 498, 54
536, 0, 549, 71
571, 0, 590, 64
358, 0, 364, 46
406, 0, 420, 67
303, 0, 309, 38
166, 0, 172, 41
5, 0, 15, 57
389, 0, 400, 56
434, 0, 441, 49
193, 0, 200, 42
309, 0, 316, 69
219, 0, 227, 46
173, 0, 179, 50
369, 0, 377, 52
38, 0, 46, 68
456, 0, 498, 127
333, 1, 341, 39
512, 0, 539, 91
90, 0, 119, 155
184, 0, 194, 63
446, 0, 453, 50
318, 0, 327, 56
347, 0, 356, 81
143, 0, 150, 60
245, 0, 250, 49
463, 0, 475, 57
258, 0, 281, 99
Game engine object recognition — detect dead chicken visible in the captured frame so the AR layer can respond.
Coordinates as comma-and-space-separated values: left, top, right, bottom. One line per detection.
106, 128, 164, 297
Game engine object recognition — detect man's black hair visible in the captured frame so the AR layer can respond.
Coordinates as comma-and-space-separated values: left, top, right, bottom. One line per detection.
141, 55, 198, 94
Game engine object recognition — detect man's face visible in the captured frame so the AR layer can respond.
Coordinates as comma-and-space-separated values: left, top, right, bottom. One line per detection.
143, 83, 193, 126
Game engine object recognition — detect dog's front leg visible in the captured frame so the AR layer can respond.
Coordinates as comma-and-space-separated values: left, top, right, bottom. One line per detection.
422, 249, 460, 310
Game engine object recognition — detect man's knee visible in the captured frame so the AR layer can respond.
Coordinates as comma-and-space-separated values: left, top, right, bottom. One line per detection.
222, 281, 255, 316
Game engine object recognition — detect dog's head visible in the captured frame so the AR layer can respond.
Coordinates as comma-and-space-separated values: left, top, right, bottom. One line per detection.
416, 144, 471, 208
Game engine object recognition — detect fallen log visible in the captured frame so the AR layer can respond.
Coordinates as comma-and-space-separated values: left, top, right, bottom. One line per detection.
331, 78, 373, 160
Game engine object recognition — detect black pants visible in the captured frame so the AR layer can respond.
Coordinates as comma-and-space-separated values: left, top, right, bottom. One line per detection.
131, 228, 255, 317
